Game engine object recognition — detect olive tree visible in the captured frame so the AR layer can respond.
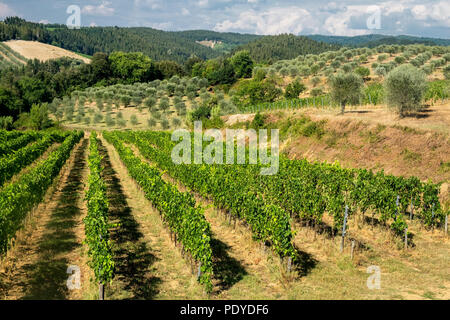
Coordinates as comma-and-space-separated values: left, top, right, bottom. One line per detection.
384, 64, 427, 117
329, 72, 363, 114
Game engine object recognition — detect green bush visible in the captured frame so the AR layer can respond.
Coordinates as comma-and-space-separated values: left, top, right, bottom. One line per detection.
250, 112, 266, 129
285, 80, 306, 99
130, 114, 138, 125
0, 116, 13, 130
355, 66, 370, 78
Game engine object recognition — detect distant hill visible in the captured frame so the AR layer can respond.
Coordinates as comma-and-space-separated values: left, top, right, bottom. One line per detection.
233, 34, 340, 64
0, 17, 221, 63
307, 34, 450, 47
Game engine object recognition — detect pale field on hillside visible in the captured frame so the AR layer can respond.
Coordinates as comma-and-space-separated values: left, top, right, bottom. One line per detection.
3, 40, 91, 63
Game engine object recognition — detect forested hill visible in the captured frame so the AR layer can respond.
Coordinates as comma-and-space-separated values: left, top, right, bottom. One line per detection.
233, 34, 340, 64
307, 34, 450, 47
0, 18, 339, 64
46, 27, 223, 63
0, 17, 221, 63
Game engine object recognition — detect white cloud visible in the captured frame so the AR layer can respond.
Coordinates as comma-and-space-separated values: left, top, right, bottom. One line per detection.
134, 0, 162, 10
197, 0, 209, 8
214, 6, 318, 35
181, 8, 190, 16
82, 1, 115, 16
0, 3, 16, 18
323, 5, 374, 36
412, 1, 450, 26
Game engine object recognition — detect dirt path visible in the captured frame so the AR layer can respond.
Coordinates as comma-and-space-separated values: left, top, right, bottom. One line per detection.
4, 142, 61, 188
99, 135, 207, 299
0, 138, 91, 300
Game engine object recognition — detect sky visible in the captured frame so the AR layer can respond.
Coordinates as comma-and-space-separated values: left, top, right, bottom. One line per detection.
0, 0, 449, 38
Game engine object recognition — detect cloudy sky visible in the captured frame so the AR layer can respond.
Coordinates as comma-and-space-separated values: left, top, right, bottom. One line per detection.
0, 0, 449, 38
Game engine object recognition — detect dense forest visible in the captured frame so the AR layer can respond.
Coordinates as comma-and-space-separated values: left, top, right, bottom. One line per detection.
307, 34, 450, 47
0, 18, 220, 63
232, 34, 340, 64
47, 27, 223, 63
0, 18, 340, 64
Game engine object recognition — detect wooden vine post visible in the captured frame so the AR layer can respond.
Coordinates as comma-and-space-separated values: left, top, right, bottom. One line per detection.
197, 262, 202, 280
287, 257, 292, 273
340, 205, 349, 253
404, 228, 408, 249
395, 195, 400, 219
99, 283, 104, 300
350, 240, 355, 260
432, 203, 435, 232
445, 214, 448, 236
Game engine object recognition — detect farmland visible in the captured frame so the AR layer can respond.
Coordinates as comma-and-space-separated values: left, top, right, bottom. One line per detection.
0, 17, 448, 302
0, 124, 448, 300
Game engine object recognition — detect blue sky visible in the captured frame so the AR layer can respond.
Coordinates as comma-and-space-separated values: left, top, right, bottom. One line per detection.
0, 0, 449, 38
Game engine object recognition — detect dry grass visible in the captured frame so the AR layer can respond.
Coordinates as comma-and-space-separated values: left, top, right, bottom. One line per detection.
0, 138, 96, 300
3, 40, 90, 63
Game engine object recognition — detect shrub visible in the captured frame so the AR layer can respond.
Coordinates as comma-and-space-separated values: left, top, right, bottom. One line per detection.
394, 56, 406, 64
147, 117, 156, 127
310, 88, 323, 97
191, 105, 211, 122
375, 66, 387, 77
94, 113, 103, 124
384, 64, 427, 116
377, 54, 388, 62
250, 112, 266, 129
153, 111, 162, 120
159, 97, 170, 113
83, 116, 91, 125
105, 114, 115, 127
160, 118, 170, 130
311, 76, 321, 87
0, 116, 13, 130
30, 103, 51, 130
172, 117, 182, 127
253, 67, 267, 82
130, 114, 138, 125
444, 65, 450, 80
117, 119, 127, 128
354, 66, 370, 78
144, 97, 157, 110
285, 80, 306, 99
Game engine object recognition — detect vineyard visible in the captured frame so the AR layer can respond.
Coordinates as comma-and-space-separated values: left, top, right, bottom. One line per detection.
0, 9, 450, 303
0, 126, 448, 300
